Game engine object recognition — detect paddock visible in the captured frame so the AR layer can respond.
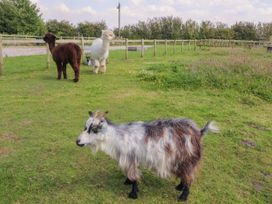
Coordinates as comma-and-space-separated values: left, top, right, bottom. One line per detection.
0, 44, 271, 203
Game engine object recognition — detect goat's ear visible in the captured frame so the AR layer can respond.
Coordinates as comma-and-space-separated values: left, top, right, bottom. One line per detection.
89, 111, 93, 117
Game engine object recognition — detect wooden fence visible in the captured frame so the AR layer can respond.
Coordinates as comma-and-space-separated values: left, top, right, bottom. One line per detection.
0, 34, 269, 76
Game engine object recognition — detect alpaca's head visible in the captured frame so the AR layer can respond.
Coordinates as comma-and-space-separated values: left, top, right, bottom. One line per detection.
43, 32, 58, 44
76, 111, 109, 147
101, 30, 115, 41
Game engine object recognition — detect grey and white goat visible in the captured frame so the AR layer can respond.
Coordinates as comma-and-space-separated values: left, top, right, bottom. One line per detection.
76, 111, 219, 201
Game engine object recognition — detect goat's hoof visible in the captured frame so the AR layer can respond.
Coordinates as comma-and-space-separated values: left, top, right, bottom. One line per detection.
73, 79, 79, 82
128, 192, 138, 199
177, 195, 188, 202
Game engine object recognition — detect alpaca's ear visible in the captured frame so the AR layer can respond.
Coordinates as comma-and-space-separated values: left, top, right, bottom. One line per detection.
89, 111, 93, 117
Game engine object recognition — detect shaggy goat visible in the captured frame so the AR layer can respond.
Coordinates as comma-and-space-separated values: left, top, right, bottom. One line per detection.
76, 111, 219, 201
43, 33, 82, 82
88, 30, 115, 74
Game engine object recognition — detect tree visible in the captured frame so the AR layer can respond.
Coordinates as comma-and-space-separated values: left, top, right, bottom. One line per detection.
182, 19, 199, 39
46, 20, 76, 36
232, 22, 258, 40
199, 21, 215, 39
77, 21, 107, 37
0, 0, 17, 34
0, 0, 45, 35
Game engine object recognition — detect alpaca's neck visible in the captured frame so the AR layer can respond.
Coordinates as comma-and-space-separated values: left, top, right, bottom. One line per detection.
102, 39, 110, 50
47, 42, 56, 54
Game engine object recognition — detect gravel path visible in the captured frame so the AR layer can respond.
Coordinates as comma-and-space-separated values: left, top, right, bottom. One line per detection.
3, 46, 152, 57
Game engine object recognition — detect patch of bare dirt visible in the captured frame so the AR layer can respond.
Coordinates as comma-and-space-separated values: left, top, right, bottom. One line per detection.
241, 139, 256, 148
0, 147, 13, 156
0, 132, 20, 141
247, 122, 270, 131
252, 181, 264, 191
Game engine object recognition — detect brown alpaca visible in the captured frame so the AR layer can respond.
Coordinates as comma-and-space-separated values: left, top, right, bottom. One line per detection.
43, 33, 82, 82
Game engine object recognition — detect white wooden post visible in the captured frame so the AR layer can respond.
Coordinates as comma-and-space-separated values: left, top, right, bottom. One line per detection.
125, 38, 128, 60
164, 39, 167, 55
81, 36, 85, 63
141, 39, 144, 58
0, 35, 3, 75
153, 39, 157, 57
46, 43, 50, 70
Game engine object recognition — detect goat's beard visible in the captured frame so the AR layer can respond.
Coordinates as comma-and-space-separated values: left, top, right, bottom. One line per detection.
89, 144, 98, 155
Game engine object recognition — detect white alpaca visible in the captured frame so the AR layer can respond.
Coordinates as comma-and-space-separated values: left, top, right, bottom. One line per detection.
88, 30, 115, 74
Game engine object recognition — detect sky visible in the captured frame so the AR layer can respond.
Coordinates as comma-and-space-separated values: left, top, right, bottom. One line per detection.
31, 0, 272, 28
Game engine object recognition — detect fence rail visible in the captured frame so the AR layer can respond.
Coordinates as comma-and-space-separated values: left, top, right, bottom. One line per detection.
0, 34, 270, 76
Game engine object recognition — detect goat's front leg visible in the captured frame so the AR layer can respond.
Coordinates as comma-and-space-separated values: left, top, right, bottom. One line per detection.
128, 181, 138, 199
124, 177, 133, 185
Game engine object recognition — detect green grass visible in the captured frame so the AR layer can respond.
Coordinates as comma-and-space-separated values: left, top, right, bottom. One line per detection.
0, 46, 271, 204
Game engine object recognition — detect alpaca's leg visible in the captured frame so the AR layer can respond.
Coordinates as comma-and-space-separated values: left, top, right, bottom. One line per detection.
71, 63, 80, 82
63, 63, 67, 79
57, 62, 62, 80
99, 59, 106, 73
93, 60, 99, 74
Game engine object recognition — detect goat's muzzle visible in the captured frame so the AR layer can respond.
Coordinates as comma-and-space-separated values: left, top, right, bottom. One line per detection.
76, 139, 85, 147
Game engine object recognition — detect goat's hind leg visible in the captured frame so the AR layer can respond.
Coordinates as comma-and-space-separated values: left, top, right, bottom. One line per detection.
177, 173, 194, 201
175, 180, 185, 191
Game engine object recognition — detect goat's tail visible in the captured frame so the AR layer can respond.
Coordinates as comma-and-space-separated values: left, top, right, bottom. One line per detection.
200, 121, 219, 137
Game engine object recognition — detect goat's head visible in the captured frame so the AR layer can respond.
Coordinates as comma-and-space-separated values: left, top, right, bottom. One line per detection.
76, 111, 109, 147
101, 30, 115, 41
43, 32, 58, 43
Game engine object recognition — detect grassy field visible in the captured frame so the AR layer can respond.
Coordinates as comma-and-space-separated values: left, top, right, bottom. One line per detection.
0, 46, 271, 204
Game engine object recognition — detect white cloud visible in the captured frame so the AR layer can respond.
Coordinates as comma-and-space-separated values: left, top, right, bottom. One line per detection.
35, 0, 272, 28
57, 3, 70, 13
82, 6, 97, 15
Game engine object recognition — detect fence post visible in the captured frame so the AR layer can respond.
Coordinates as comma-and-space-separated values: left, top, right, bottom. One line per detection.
46, 43, 50, 70
188, 40, 191, 50
164, 39, 167, 55
0, 35, 3, 75
174, 40, 176, 54
81, 36, 85, 62
194, 39, 197, 51
153, 39, 157, 57
181, 40, 184, 52
141, 39, 144, 58
125, 38, 128, 60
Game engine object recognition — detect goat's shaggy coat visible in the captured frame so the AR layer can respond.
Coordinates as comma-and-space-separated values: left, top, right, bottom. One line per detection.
76, 111, 219, 201
43, 33, 82, 82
